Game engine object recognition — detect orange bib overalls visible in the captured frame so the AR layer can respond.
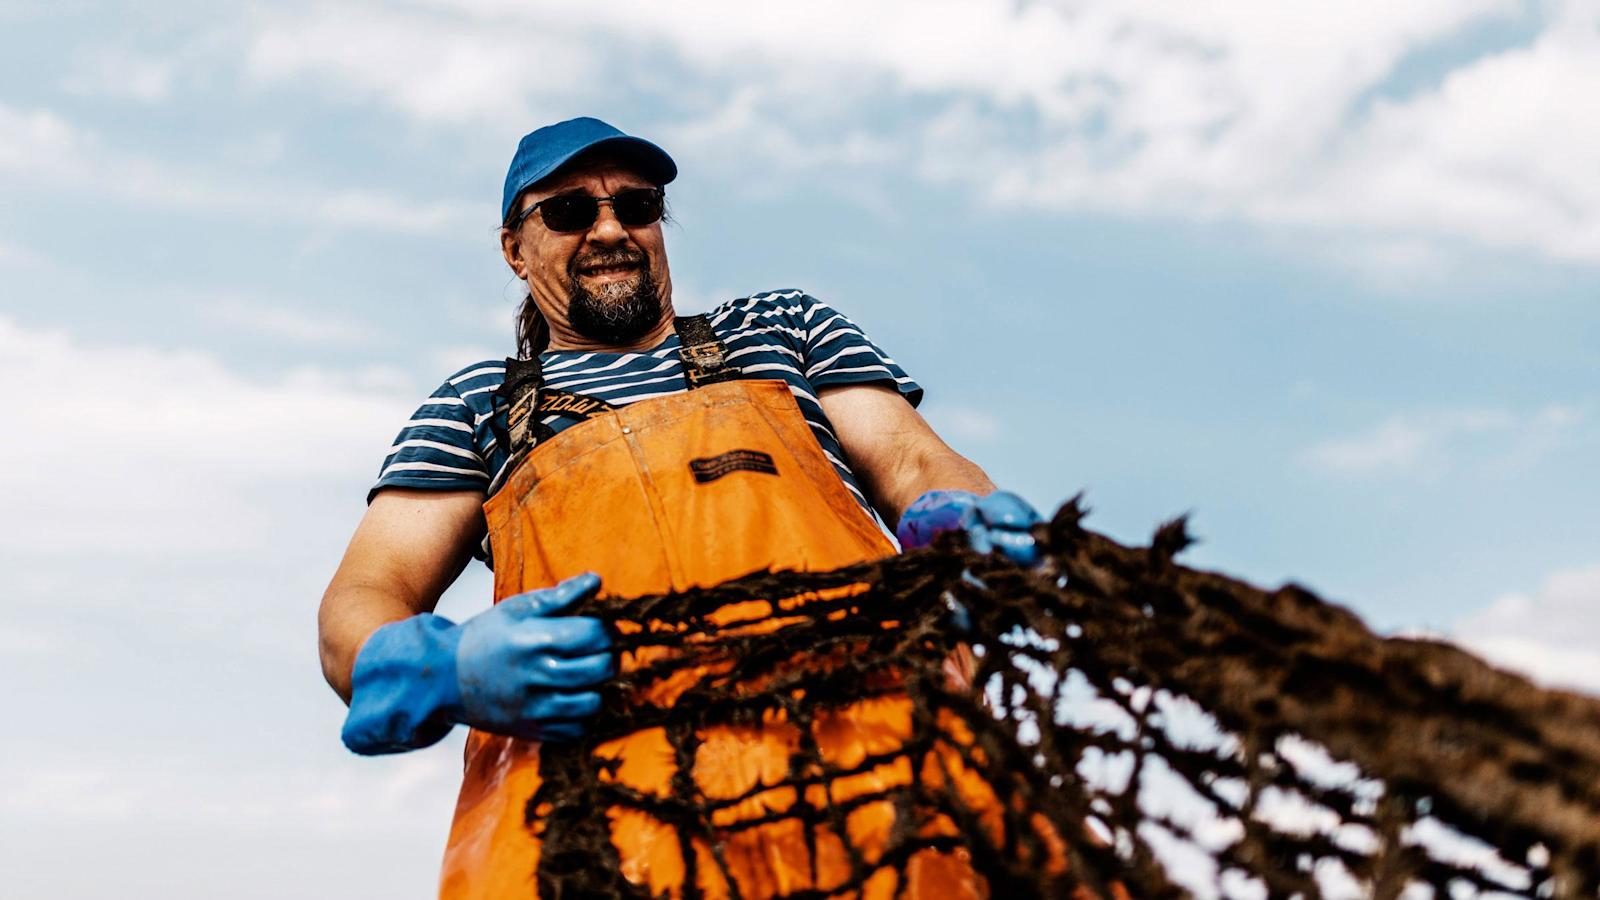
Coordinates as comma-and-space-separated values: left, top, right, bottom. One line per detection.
437, 317, 994, 899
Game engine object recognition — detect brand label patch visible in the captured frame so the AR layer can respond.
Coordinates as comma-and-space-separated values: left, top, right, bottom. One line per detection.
689, 449, 779, 483
535, 390, 613, 419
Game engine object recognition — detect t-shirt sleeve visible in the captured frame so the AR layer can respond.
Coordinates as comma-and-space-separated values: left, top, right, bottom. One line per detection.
795, 294, 923, 407
368, 379, 490, 502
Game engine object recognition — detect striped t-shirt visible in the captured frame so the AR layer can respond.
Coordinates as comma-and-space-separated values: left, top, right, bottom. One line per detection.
372, 290, 922, 560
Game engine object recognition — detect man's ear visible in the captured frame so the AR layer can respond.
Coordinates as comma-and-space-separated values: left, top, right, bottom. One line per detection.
500, 228, 525, 279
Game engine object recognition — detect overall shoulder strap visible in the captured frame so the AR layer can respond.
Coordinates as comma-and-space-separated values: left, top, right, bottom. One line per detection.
493, 355, 547, 458
493, 355, 619, 459
674, 313, 738, 389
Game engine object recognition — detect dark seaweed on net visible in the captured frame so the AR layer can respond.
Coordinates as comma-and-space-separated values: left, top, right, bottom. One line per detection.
529, 498, 1600, 899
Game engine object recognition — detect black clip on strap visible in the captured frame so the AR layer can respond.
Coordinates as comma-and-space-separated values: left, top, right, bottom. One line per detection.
675, 314, 737, 389
493, 355, 546, 458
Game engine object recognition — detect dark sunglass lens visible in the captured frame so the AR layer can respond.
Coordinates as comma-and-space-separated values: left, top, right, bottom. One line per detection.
539, 194, 600, 232
612, 189, 664, 227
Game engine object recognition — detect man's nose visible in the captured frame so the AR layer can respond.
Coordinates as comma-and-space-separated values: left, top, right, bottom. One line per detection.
585, 201, 629, 245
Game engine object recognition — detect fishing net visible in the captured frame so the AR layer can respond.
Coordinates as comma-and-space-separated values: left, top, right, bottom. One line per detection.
533, 498, 1600, 899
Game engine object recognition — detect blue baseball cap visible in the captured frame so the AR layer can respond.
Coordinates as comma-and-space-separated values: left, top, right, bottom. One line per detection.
501, 117, 677, 223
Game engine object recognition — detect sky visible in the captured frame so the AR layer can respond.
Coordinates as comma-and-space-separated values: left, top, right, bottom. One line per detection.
2, 1, 1596, 896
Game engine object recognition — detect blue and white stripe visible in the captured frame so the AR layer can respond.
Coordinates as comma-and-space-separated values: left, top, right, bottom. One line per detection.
371, 290, 921, 561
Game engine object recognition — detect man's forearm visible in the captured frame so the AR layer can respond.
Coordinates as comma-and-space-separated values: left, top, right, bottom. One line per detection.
319, 583, 427, 703
317, 489, 485, 702
814, 383, 1001, 529
880, 447, 996, 527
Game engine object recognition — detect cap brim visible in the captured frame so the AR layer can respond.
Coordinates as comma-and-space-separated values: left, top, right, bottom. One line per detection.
555, 135, 677, 187
506, 135, 677, 222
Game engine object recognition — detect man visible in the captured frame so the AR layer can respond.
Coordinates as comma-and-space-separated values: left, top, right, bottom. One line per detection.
319, 117, 1041, 899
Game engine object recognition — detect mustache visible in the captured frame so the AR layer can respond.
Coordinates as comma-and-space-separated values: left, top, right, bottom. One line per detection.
571, 249, 647, 277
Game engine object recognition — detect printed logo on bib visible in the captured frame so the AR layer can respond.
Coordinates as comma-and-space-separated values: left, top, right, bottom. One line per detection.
689, 449, 779, 484
536, 390, 613, 419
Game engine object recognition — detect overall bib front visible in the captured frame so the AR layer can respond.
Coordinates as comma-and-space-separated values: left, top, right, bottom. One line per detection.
437, 318, 995, 899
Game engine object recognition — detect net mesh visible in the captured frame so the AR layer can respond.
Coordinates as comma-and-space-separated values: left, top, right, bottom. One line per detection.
531, 499, 1600, 899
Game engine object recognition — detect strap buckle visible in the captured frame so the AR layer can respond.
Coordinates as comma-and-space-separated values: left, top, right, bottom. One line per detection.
675, 313, 738, 388
682, 343, 727, 387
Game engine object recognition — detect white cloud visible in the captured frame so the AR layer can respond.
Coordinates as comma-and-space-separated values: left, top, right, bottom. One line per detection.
0, 99, 477, 234
1304, 419, 1432, 472
425, 343, 505, 374
0, 102, 79, 174
0, 236, 48, 268
3, 734, 469, 899
310, 188, 474, 232
655, 86, 900, 175
921, 403, 1003, 443
910, 1, 1600, 264
235, 0, 1600, 265
246, 4, 590, 124
1452, 564, 1600, 694
1301, 405, 1583, 475
63, 48, 176, 102
0, 315, 416, 557
203, 297, 379, 345
10, 744, 460, 836
0, 315, 499, 898
1281, 2, 1600, 264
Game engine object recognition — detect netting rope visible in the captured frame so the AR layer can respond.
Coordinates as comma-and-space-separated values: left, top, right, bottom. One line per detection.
527, 498, 1600, 899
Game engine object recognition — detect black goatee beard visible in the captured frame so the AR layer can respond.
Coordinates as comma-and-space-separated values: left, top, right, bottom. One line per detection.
566, 249, 663, 346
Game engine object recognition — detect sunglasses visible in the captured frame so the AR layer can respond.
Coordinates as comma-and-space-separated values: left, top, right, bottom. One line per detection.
508, 187, 665, 233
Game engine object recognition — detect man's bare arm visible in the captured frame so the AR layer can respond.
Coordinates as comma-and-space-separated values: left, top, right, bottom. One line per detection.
318, 488, 486, 702
818, 383, 997, 528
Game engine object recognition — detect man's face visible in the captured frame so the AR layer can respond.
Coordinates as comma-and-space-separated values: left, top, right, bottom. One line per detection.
501, 156, 672, 347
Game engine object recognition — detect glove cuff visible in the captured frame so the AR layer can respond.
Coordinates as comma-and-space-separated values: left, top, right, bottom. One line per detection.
341, 614, 465, 755
896, 489, 981, 550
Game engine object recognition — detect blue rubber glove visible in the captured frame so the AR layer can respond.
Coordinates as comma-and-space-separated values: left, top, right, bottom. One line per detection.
341, 571, 614, 755
897, 489, 1044, 567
